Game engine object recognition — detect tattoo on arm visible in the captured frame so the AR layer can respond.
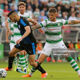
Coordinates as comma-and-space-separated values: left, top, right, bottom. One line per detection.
71, 20, 76, 24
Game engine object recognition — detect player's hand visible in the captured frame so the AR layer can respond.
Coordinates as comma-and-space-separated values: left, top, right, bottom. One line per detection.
7, 29, 13, 35
21, 50, 26, 55
16, 38, 22, 44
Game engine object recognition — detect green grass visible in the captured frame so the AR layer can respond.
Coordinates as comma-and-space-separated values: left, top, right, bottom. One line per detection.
0, 62, 80, 80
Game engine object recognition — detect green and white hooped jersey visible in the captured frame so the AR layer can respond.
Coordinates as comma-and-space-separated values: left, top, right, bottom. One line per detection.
40, 19, 69, 43
18, 12, 30, 18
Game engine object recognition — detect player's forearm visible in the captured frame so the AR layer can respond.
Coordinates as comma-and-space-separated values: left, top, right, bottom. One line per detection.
21, 27, 31, 39
69, 20, 80, 24
5, 21, 11, 31
32, 23, 41, 30
27, 18, 37, 25
6, 30, 9, 41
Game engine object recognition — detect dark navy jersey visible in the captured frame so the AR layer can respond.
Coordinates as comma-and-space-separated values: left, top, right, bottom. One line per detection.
17, 17, 36, 44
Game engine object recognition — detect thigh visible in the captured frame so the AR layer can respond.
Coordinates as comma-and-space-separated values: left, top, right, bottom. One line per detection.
38, 54, 47, 64
41, 42, 53, 56
25, 43, 36, 55
29, 55, 37, 67
9, 47, 21, 56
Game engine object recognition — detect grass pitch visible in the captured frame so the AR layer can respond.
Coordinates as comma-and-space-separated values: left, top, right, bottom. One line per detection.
0, 61, 80, 80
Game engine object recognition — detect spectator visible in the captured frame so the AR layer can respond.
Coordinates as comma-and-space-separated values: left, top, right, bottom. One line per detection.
38, 10, 48, 22
31, 0, 39, 11
76, 12, 80, 20
9, 0, 18, 10
33, 8, 40, 19
25, 0, 32, 9
43, 5, 48, 16
57, 5, 62, 18
68, 11, 77, 20
26, 5, 33, 18
75, 40, 80, 61
62, 12, 68, 20
9, 4, 17, 11
68, 41, 74, 50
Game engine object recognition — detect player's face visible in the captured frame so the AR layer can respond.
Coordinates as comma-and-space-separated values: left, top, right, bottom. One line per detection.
9, 15, 17, 23
48, 12, 57, 21
18, 5, 26, 13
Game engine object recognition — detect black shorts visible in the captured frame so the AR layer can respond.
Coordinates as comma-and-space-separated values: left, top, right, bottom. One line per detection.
15, 42, 36, 55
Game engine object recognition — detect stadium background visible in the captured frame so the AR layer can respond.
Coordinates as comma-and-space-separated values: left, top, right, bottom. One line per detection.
0, 0, 80, 80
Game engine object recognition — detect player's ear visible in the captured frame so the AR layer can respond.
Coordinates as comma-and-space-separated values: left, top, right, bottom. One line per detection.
55, 12, 58, 17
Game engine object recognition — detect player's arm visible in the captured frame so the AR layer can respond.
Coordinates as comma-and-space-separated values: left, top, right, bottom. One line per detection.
6, 30, 10, 43
22, 26, 31, 39
16, 26, 31, 44
5, 20, 12, 35
27, 18, 41, 30
5, 20, 10, 32
69, 20, 80, 24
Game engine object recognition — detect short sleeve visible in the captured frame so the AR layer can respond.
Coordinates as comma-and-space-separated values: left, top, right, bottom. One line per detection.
20, 18, 29, 27
39, 19, 47, 27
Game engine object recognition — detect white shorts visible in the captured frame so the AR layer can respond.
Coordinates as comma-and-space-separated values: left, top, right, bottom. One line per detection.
41, 40, 67, 56
10, 37, 15, 50
10, 43, 15, 50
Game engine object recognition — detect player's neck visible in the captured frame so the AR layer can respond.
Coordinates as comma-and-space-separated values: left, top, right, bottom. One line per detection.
51, 18, 56, 22
20, 12, 24, 15
16, 16, 20, 22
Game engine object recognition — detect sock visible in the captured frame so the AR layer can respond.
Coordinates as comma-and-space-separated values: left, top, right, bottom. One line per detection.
8, 56, 15, 69
29, 67, 37, 76
19, 55, 26, 70
14, 57, 17, 65
67, 56, 80, 75
26, 54, 29, 68
17, 56, 21, 69
35, 54, 38, 60
36, 63, 46, 73
29, 62, 46, 76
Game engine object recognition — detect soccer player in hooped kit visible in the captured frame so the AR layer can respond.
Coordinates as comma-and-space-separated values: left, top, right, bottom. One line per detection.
23, 8, 80, 78
5, 11, 47, 78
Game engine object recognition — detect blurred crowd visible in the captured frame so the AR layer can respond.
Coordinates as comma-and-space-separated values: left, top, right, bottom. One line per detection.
0, 0, 80, 43
0, 0, 80, 25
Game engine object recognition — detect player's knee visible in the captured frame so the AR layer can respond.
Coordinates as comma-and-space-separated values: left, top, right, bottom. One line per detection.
64, 52, 70, 59
30, 62, 35, 66
9, 51, 14, 57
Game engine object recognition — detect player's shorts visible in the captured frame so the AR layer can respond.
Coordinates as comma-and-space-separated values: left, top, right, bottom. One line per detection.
41, 40, 67, 56
15, 42, 36, 55
10, 37, 15, 50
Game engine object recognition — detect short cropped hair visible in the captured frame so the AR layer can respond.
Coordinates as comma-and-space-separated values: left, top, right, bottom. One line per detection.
49, 8, 57, 13
8, 10, 16, 17
18, 2, 26, 7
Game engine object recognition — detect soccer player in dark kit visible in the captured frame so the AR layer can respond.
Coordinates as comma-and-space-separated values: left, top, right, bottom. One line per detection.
5, 11, 47, 78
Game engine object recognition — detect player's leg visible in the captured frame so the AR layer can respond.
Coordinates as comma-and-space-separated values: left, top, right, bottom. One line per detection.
65, 54, 80, 77
59, 40, 80, 77
22, 42, 51, 78
9, 39, 18, 70
17, 50, 27, 73
29, 54, 47, 77
5, 47, 21, 71
22, 43, 47, 78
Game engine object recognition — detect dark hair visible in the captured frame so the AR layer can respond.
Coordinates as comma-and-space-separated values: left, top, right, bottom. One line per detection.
8, 10, 16, 17
49, 8, 57, 13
